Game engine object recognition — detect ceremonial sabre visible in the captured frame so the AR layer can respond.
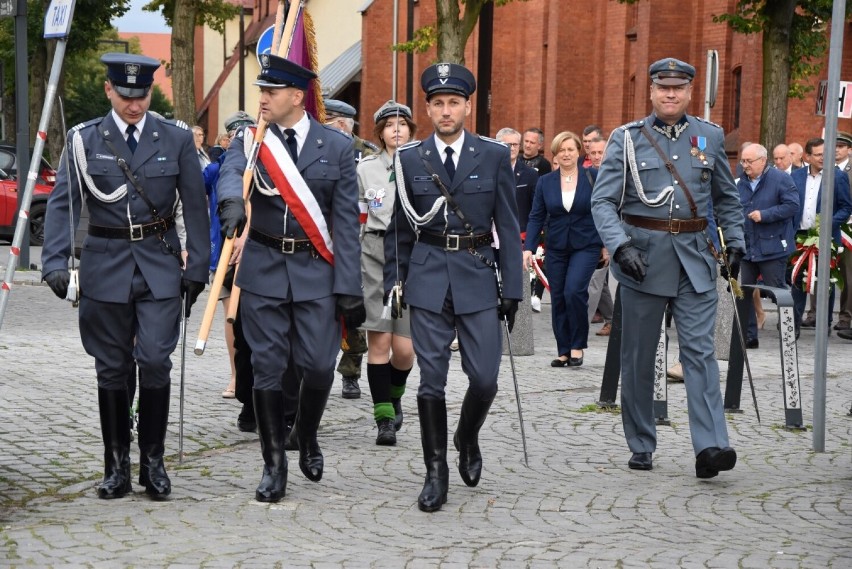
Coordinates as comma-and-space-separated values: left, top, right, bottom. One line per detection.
179, 293, 189, 463
496, 265, 529, 467
718, 228, 761, 423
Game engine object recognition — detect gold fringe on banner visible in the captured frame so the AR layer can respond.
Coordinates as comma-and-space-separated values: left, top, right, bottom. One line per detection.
303, 9, 326, 123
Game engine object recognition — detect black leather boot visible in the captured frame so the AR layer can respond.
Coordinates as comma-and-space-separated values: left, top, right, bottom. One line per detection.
97, 388, 132, 499
138, 386, 172, 498
295, 384, 331, 482
453, 390, 495, 487
417, 397, 449, 512
253, 389, 288, 502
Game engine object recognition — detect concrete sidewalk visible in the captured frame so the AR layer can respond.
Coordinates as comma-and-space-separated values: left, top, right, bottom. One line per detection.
0, 273, 849, 567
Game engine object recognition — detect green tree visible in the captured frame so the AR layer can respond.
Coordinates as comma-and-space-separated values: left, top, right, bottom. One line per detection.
142, 0, 239, 125
395, 0, 528, 64
0, 1, 130, 161
619, 0, 852, 151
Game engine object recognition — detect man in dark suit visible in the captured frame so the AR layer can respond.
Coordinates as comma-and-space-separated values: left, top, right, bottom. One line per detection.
384, 62, 523, 512
737, 143, 799, 348
592, 57, 745, 479
217, 54, 365, 503
790, 137, 852, 333
41, 53, 210, 500
496, 127, 539, 239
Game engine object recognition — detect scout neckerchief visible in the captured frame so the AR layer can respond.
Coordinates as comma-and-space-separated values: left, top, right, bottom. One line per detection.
250, 126, 334, 265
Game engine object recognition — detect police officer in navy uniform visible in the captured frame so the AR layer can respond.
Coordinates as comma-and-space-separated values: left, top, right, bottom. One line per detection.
384, 63, 523, 512
217, 54, 364, 503
591, 58, 745, 478
41, 53, 210, 500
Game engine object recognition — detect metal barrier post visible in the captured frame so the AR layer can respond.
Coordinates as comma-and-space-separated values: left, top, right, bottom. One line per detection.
724, 285, 804, 429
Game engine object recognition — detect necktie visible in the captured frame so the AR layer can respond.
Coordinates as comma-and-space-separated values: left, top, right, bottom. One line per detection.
284, 128, 298, 163
444, 146, 455, 181
126, 124, 137, 154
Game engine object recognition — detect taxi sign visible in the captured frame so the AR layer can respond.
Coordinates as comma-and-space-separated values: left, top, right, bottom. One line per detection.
44, 0, 75, 39
816, 80, 852, 119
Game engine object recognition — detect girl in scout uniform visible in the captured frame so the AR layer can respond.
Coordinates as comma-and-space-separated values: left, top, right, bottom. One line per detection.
357, 101, 418, 445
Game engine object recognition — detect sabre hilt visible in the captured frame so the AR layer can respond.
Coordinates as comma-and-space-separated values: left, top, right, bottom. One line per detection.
717, 227, 744, 299
381, 281, 404, 320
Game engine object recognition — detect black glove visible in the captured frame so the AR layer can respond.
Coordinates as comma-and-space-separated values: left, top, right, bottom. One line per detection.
181, 279, 205, 317
498, 298, 519, 332
336, 294, 367, 330
383, 289, 407, 319
720, 247, 745, 281
218, 197, 247, 239
44, 270, 70, 299
614, 242, 648, 283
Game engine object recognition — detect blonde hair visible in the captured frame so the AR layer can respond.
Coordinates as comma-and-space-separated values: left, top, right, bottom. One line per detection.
551, 131, 581, 155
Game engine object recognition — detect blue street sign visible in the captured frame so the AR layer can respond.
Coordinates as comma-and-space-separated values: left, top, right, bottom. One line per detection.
256, 25, 275, 65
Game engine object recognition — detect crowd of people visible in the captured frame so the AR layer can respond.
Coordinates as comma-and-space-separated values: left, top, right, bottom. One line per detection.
38, 48, 852, 510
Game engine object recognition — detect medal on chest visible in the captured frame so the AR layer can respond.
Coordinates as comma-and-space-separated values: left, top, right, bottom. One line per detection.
689, 136, 707, 161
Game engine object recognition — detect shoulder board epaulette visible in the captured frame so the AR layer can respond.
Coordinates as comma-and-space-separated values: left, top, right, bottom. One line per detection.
359, 153, 380, 163
321, 123, 352, 139
397, 140, 422, 152
363, 139, 380, 152
161, 118, 190, 131
620, 119, 645, 131
478, 135, 504, 147
694, 116, 723, 129
70, 117, 103, 133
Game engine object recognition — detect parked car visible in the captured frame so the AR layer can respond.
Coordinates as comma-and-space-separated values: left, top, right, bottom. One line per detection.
0, 143, 57, 185
0, 168, 54, 245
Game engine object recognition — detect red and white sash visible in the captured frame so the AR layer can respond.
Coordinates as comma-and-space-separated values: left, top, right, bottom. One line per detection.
250, 126, 334, 264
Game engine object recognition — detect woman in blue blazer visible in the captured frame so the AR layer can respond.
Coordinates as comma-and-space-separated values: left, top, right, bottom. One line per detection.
523, 131, 607, 366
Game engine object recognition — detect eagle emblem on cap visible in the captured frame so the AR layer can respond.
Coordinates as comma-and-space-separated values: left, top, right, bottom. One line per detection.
667, 59, 677, 69
437, 63, 450, 78
125, 63, 140, 76
260, 54, 270, 68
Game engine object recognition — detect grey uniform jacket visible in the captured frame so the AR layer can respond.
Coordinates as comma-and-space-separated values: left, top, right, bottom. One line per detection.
218, 118, 362, 301
41, 112, 210, 302
383, 132, 523, 314
591, 113, 744, 297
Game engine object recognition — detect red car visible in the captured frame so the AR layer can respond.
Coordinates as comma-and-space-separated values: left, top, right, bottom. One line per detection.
0, 146, 57, 245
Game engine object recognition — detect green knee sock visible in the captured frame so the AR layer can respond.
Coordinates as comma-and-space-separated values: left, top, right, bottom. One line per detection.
389, 365, 412, 400
374, 402, 395, 422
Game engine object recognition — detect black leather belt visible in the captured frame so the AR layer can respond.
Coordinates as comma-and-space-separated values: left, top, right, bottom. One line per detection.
249, 228, 316, 254
418, 231, 492, 251
624, 214, 707, 234
88, 217, 174, 241
364, 229, 386, 237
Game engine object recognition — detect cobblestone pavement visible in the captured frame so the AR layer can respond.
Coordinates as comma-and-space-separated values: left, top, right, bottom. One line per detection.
0, 249, 850, 568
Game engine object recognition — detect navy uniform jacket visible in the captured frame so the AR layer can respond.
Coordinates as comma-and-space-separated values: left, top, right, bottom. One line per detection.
790, 165, 852, 244
591, 113, 745, 297
42, 112, 209, 302
513, 160, 539, 235
736, 166, 799, 262
524, 166, 602, 253
218, 117, 362, 301
383, 131, 523, 315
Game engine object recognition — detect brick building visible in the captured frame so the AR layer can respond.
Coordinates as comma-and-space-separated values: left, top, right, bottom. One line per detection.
359, 0, 852, 161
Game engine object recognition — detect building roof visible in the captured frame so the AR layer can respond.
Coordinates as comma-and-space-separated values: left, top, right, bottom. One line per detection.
319, 40, 361, 98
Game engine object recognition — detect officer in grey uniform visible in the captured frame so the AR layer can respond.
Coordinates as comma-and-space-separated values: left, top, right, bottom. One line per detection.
591, 58, 745, 478
384, 63, 523, 512
41, 53, 210, 500
324, 97, 376, 399
217, 54, 365, 503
